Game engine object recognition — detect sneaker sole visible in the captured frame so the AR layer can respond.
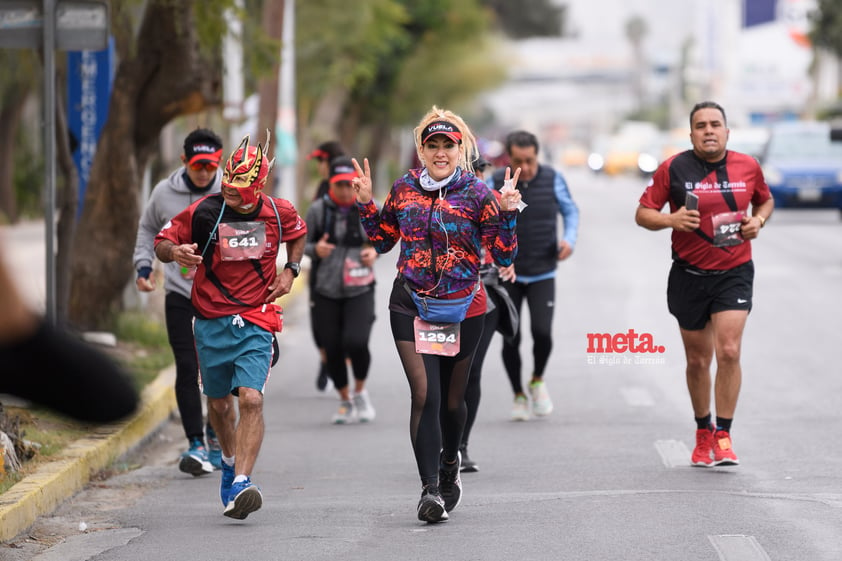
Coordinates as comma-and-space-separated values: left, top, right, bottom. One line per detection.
417, 500, 448, 523
460, 464, 479, 473
713, 458, 740, 466
224, 486, 263, 520
179, 455, 214, 477
691, 460, 715, 468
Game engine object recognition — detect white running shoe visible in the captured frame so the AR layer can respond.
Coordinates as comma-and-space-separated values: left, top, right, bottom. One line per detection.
331, 400, 356, 424
353, 390, 376, 422
510, 394, 530, 421
529, 380, 554, 416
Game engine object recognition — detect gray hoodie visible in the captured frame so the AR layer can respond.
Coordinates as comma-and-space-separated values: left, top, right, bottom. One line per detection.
132, 167, 222, 300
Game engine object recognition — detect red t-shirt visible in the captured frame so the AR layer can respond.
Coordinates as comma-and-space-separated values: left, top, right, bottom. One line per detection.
155, 194, 306, 319
639, 150, 771, 271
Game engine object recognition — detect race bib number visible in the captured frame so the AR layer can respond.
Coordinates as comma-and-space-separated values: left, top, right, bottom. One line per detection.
343, 257, 374, 287
219, 221, 266, 261
711, 211, 745, 247
413, 317, 460, 357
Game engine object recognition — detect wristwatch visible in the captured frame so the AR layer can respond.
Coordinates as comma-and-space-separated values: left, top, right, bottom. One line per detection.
283, 262, 301, 278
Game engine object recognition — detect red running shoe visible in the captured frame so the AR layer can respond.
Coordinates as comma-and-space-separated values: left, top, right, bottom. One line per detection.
691, 427, 715, 467
713, 430, 740, 466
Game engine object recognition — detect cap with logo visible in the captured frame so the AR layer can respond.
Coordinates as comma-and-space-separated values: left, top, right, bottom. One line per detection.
329, 156, 358, 184
185, 131, 223, 166
421, 120, 462, 144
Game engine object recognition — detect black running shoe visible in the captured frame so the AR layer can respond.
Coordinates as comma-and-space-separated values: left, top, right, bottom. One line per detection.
316, 362, 329, 391
439, 452, 462, 512
417, 484, 448, 523
459, 443, 478, 473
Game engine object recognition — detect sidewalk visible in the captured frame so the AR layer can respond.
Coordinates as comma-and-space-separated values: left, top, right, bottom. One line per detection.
0, 367, 177, 543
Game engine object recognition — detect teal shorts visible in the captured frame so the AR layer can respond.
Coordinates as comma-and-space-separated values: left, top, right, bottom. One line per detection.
194, 315, 273, 398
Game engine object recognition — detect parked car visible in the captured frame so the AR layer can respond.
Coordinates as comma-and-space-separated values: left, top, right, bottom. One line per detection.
761, 121, 842, 213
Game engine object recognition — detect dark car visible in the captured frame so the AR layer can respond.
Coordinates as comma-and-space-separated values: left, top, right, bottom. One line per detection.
761, 121, 842, 213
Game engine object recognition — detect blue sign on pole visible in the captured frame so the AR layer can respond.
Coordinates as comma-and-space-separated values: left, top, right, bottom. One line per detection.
743, 0, 777, 27
67, 36, 114, 217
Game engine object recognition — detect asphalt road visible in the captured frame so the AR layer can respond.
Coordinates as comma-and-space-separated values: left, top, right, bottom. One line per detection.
6, 168, 842, 561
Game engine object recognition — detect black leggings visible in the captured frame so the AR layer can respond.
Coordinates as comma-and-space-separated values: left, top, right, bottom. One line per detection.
501, 278, 555, 395
308, 273, 324, 351
165, 292, 205, 440
391, 309, 484, 487
462, 306, 499, 448
311, 289, 375, 390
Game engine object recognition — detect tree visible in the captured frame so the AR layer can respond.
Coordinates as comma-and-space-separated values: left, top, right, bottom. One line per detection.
69, 0, 228, 328
482, 0, 567, 38
360, 0, 507, 169
68, 0, 512, 328
296, 0, 409, 185
810, 0, 842, 57
625, 15, 648, 112
0, 51, 39, 224
295, 0, 507, 200
256, 0, 283, 174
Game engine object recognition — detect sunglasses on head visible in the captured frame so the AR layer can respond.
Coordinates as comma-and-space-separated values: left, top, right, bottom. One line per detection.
189, 161, 219, 172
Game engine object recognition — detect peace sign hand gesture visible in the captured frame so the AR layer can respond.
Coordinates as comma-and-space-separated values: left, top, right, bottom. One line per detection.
499, 166, 524, 212
352, 158, 373, 204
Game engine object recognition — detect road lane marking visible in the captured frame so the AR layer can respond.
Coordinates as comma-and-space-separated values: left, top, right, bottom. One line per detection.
709, 534, 772, 561
654, 439, 690, 468
621, 386, 655, 406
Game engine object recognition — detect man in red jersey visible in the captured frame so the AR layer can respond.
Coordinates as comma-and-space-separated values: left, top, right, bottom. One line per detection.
635, 101, 774, 468
156, 131, 306, 519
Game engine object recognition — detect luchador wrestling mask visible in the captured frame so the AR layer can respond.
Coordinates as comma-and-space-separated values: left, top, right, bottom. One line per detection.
222, 131, 275, 210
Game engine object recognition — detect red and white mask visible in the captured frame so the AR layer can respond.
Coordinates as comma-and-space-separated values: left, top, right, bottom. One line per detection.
222, 132, 275, 210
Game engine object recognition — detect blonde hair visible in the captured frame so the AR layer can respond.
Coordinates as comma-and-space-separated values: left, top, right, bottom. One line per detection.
413, 106, 478, 174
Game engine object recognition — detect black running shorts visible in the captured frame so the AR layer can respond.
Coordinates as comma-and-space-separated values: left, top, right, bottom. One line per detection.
667, 260, 754, 331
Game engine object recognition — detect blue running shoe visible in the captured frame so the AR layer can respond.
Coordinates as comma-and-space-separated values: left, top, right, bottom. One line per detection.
179, 437, 213, 477
220, 462, 235, 506
206, 424, 223, 470
224, 478, 263, 520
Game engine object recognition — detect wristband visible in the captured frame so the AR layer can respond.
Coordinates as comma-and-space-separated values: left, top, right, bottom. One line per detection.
757, 215, 766, 228
137, 266, 153, 280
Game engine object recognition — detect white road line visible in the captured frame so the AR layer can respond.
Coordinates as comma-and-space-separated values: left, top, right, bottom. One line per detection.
654, 439, 690, 468
621, 386, 655, 407
709, 534, 773, 561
